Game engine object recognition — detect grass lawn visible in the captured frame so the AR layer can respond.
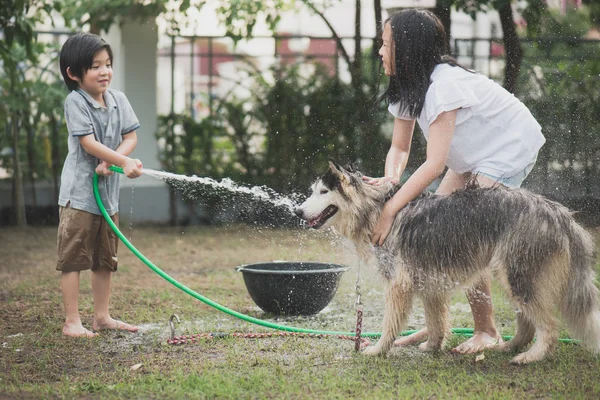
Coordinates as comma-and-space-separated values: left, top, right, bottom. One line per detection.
1, 224, 599, 399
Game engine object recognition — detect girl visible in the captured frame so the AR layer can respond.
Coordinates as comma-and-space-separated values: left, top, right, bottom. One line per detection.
366, 9, 545, 353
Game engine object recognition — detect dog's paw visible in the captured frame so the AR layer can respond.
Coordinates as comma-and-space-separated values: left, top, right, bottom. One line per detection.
498, 338, 530, 354
510, 351, 537, 365
498, 341, 516, 353
362, 345, 384, 356
418, 340, 442, 352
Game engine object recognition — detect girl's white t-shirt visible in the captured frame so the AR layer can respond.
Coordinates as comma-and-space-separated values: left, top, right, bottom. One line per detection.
388, 63, 545, 177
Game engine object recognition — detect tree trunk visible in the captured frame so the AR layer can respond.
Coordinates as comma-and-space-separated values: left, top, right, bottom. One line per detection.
347, 0, 363, 161
568, 101, 577, 193
371, 0, 383, 88
372, 0, 382, 56
89, 17, 101, 35
168, 117, 178, 225
11, 114, 27, 227
50, 113, 60, 203
498, 2, 522, 94
25, 114, 37, 207
352, 0, 363, 93
301, 0, 353, 75
433, 0, 452, 53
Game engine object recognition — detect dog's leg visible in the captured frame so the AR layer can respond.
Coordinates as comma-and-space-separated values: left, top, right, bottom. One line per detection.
507, 252, 567, 364
510, 304, 559, 365
419, 291, 451, 352
499, 311, 535, 353
363, 277, 413, 356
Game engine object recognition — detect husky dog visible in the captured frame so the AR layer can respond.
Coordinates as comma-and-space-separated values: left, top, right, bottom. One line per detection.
295, 161, 600, 364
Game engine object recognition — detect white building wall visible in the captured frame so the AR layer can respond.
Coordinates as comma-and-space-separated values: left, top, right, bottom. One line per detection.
119, 20, 171, 223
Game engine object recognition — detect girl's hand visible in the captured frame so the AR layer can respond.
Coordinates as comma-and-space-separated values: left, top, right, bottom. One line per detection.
95, 161, 114, 176
370, 202, 397, 246
122, 158, 143, 179
362, 176, 399, 186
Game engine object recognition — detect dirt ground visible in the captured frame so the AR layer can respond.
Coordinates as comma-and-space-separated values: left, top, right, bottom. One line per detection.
2, 224, 600, 398
0, 224, 395, 346
2, 223, 599, 337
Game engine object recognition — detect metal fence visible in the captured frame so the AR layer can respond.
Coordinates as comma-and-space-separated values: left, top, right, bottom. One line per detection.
453, 37, 600, 81
159, 33, 600, 118
15, 31, 600, 216
156, 34, 380, 119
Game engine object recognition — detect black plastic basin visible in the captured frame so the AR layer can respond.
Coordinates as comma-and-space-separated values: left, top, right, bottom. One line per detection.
236, 262, 348, 316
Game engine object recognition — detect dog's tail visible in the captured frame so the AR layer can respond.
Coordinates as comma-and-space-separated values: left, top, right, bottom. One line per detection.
562, 220, 600, 353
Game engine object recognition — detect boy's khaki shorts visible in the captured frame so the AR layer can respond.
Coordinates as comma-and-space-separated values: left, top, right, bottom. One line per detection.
56, 206, 119, 272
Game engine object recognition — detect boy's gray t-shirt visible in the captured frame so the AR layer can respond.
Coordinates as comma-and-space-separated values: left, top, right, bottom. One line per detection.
59, 88, 140, 216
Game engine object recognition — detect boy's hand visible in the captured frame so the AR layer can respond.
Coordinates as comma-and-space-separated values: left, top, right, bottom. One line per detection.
122, 158, 143, 179
95, 161, 114, 176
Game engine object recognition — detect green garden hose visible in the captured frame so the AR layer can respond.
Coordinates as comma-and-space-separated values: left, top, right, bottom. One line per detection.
94, 166, 578, 344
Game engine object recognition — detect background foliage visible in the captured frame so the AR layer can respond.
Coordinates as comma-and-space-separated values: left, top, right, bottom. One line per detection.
518, 8, 600, 200
2, 1, 600, 226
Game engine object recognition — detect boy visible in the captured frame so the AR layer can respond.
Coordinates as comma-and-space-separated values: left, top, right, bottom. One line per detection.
57, 32, 143, 337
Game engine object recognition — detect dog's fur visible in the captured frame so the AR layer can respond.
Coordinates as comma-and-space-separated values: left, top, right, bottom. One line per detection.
295, 161, 600, 364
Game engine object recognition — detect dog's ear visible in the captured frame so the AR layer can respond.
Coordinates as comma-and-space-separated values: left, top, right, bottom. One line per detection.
328, 160, 347, 177
326, 160, 351, 187
328, 159, 344, 173
343, 161, 362, 176
328, 160, 361, 176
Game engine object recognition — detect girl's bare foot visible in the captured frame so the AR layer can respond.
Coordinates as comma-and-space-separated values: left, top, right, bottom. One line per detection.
451, 331, 502, 354
63, 322, 98, 338
393, 328, 428, 347
93, 317, 138, 332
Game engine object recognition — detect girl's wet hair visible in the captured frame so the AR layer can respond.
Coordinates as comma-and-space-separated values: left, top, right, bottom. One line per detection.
59, 32, 113, 91
380, 9, 465, 118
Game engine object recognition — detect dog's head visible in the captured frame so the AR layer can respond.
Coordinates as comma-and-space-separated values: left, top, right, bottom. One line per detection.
294, 161, 392, 234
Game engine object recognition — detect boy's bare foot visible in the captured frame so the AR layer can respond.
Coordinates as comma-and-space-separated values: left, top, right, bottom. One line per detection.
93, 317, 139, 332
63, 322, 98, 338
451, 331, 502, 354
394, 328, 428, 347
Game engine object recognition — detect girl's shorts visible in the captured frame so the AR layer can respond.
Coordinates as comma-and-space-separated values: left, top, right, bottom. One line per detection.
56, 206, 119, 272
474, 154, 538, 189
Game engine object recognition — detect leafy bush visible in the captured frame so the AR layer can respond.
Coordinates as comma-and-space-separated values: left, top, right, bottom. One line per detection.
156, 61, 392, 196
518, 8, 600, 196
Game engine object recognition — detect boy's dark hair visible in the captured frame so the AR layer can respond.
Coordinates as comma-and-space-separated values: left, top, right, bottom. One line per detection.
380, 9, 468, 118
59, 32, 113, 91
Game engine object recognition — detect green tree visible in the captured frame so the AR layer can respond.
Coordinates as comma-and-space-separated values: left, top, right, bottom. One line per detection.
215, 0, 393, 176
0, 0, 59, 226
582, 0, 600, 27
431, 0, 551, 94
60, 0, 193, 34
517, 7, 600, 195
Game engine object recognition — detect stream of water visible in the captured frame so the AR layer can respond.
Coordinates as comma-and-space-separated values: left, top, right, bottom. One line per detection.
142, 168, 302, 214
